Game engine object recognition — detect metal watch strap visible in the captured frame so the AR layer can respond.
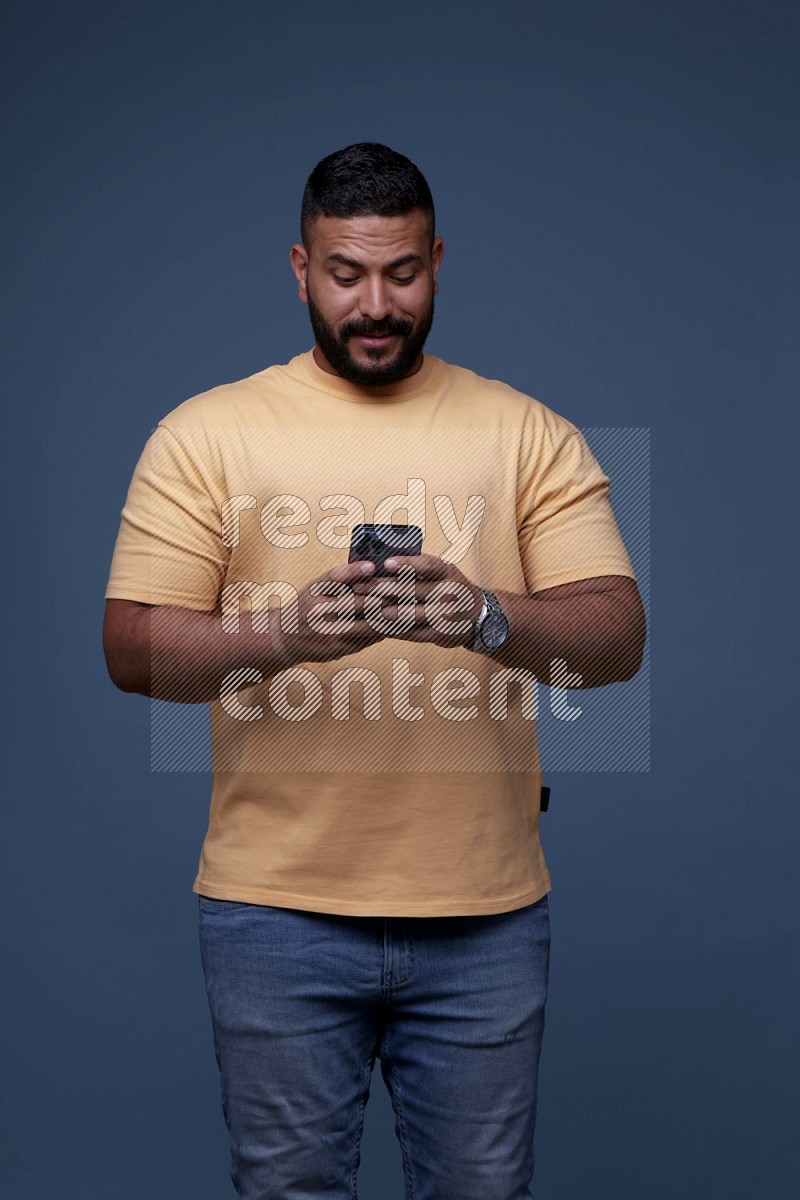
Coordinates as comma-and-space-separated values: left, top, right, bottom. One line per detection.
468, 592, 489, 651
469, 589, 503, 653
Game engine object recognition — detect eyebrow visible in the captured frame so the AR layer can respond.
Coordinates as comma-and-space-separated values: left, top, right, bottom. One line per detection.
324, 252, 424, 270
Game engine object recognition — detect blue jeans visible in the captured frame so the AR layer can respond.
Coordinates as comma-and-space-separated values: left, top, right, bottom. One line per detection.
198, 894, 550, 1199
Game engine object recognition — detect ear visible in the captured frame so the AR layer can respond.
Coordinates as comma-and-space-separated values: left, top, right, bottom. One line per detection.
289, 243, 309, 303
431, 236, 444, 295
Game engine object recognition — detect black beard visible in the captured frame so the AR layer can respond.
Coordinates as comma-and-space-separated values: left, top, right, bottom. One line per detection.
306, 283, 435, 386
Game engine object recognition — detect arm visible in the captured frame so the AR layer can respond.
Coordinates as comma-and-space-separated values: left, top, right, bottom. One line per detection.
491, 574, 646, 688
351, 558, 646, 689
103, 599, 289, 703
103, 560, 384, 703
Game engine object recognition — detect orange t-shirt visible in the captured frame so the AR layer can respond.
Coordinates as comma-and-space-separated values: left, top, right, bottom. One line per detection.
106, 350, 635, 916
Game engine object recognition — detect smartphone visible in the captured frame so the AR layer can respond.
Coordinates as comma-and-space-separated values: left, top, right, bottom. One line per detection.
348, 523, 423, 576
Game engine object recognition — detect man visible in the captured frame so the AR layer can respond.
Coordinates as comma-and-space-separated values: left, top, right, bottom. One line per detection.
104, 142, 645, 1199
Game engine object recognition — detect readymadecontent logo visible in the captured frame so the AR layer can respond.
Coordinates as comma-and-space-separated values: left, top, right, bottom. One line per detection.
219, 658, 582, 724
149, 429, 650, 774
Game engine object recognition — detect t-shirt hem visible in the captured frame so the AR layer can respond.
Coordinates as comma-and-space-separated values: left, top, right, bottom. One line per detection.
530, 564, 637, 591
104, 587, 217, 610
192, 875, 552, 917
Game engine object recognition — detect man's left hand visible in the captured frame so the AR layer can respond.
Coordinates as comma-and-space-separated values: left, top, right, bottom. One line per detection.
350, 554, 483, 648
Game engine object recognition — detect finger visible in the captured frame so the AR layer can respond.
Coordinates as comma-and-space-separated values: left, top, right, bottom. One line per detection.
318, 559, 378, 587
352, 578, 471, 605
353, 583, 476, 629
305, 597, 382, 631
382, 622, 446, 644
375, 599, 464, 621
380, 553, 448, 578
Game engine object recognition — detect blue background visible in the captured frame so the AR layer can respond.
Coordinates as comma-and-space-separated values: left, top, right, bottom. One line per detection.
3, 1, 798, 1196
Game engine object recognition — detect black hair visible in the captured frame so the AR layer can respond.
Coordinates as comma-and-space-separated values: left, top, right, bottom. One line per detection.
300, 142, 435, 249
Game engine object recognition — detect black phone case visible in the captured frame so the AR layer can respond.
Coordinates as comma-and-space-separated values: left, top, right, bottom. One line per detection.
348, 523, 423, 576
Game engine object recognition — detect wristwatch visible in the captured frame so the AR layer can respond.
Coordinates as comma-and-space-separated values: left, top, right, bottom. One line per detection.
468, 589, 509, 654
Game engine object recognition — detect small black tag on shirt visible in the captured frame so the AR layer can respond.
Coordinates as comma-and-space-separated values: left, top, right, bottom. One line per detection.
540, 786, 550, 813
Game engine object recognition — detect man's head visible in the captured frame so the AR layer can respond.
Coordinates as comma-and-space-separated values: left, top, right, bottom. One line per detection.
290, 143, 443, 386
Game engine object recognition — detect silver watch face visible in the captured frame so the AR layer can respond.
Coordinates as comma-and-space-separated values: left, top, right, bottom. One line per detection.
480, 610, 509, 651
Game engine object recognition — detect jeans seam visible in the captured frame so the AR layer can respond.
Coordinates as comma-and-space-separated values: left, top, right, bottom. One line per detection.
349, 1044, 377, 1198
198, 896, 251, 913
382, 920, 416, 992
390, 930, 416, 988
384, 1059, 416, 1200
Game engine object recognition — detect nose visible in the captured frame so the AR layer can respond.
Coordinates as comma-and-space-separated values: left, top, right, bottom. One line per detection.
358, 275, 392, 322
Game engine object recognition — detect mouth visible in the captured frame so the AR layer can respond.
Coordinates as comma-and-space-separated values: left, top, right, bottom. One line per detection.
354, 333, 399, 349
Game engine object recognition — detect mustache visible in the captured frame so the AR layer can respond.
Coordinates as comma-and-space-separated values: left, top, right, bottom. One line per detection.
342, 318, 412, 338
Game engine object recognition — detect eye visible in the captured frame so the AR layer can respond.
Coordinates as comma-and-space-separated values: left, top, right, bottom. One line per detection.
333, 275, 358, 286
391, 275, 416, 285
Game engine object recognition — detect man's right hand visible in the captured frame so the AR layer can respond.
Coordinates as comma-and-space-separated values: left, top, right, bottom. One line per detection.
103, 559, 388, 704
274, 559, 386, 668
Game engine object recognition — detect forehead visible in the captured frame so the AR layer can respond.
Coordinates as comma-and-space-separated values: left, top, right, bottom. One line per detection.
309, 211, 431, 264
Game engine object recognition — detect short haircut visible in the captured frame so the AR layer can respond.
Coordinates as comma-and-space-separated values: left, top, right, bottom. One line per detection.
300, 142, 435, 250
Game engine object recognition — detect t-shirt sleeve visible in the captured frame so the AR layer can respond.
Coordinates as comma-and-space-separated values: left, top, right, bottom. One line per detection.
517, 424, 636, 593
105, 423, 228, 609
